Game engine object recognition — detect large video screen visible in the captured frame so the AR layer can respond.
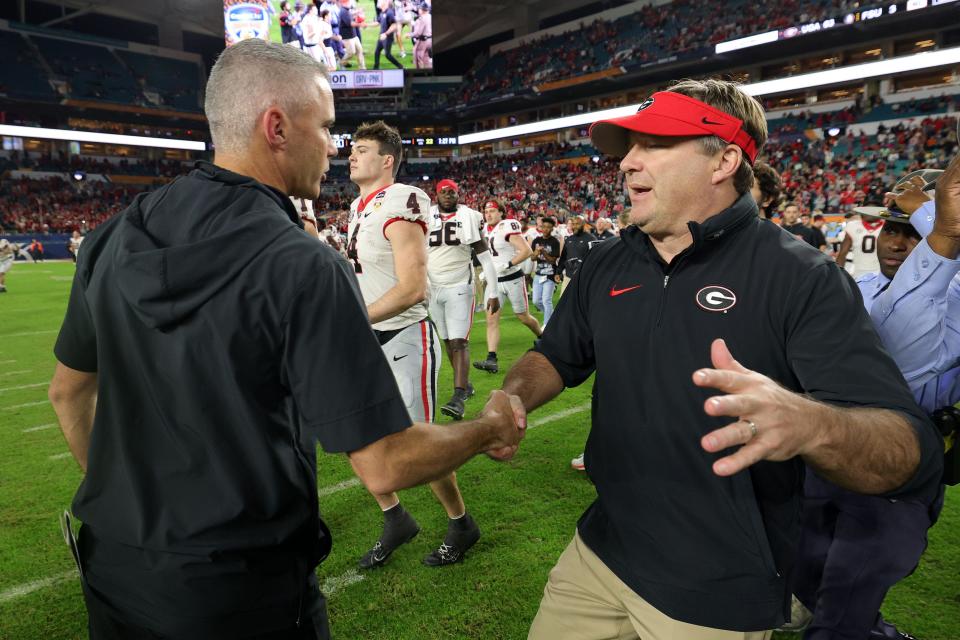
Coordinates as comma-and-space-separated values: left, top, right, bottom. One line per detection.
224, 0, 432, 72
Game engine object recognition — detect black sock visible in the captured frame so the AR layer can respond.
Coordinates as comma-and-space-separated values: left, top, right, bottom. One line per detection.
487, 352, 497, 361
383, 503, 406, 525
454, 387, 466, 393
449, 513, 475, 532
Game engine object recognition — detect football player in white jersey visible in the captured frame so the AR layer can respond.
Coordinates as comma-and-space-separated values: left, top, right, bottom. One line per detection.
0, 238, 18, 292
428, 179, 501, 420
347, 121, 481, 569
473, 200, 542, 374
521, 216, 541, 291
836, 213, 882, 278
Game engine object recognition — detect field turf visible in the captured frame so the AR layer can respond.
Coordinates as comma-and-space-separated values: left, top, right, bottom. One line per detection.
0, 261, 958, 639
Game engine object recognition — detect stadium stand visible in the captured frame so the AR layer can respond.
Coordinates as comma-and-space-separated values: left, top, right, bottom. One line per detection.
115, 49, 202, 111
31, 35, 143, 105
5, 112, 957, 236
0, 24, 205, 110
459, 0, 867, 105
0, 30, 58, 100
408, 82, 459, 110
0, 174, 133, 234
768, 94, 960, 137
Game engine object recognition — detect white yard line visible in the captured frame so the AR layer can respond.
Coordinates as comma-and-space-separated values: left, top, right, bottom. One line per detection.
528, 403, 590, 429
0, 360, 16, 365
0, 330, 58, 338
321, 569, 365, 596
1, 370, 32, 377
48, 452, 73, 460
0, 403, 591, 605
3, 400, 49, 410
0, 382, 47, 393
317, 477, 362, 498
0, 571, 77, 604
23, 423, 57, 433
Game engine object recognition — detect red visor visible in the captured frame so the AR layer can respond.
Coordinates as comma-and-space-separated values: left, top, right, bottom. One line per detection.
436, 179, 459, 193
589, 91, 760, 164
484, 200, 500, 210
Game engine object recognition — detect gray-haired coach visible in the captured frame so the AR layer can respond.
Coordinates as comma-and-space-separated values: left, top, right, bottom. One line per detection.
48, 39, 524, 640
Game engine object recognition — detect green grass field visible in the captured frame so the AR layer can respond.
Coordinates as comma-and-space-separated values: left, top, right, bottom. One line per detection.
264, 0, 421, 71
1, 261, 958, 639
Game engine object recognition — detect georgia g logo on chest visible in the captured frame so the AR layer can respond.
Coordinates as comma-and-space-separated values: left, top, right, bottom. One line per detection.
695, 285, 737, 313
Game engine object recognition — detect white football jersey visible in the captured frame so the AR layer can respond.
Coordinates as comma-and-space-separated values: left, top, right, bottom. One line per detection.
485, 218, 524, 275
347, 183, 431, 331
523, 225, 539, 246
845, 218, 882, 278
427, 204, 484, 287
291, 196, 316, 223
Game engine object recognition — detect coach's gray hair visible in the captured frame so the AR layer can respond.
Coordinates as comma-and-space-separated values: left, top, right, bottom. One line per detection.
666, 78, 767, 195
205, 39, 329, 154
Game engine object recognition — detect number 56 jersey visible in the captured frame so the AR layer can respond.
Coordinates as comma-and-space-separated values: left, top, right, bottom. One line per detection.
347, 183, 432, 331
427, 204, 485, 287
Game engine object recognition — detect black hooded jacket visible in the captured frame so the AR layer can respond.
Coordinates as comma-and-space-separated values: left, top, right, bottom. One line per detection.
533, 193, 943, 632
54, 162, 411, 637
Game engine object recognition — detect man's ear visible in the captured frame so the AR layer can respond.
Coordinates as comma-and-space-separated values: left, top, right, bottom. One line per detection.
260, 107, 288, 150
712, 144, 742, 186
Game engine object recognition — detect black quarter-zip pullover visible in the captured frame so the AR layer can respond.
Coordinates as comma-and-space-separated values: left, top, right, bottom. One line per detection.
533, 193, 943, 631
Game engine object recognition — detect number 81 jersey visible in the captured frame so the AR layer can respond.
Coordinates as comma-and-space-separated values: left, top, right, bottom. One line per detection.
347, 183, 431, 331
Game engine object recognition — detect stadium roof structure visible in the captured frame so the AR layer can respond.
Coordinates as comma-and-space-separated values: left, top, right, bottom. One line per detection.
13, 0, 614, 51
12, 0, 223, 39
432, 0, 605, 51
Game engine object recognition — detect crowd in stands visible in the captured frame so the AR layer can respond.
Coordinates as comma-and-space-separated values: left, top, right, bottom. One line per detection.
768, 94, 960, 137
1, 152, 192, 178
3, 112, 957, 238
0, 175, 135, 234
458, 0, 864, 105
768, 114, 958, 214
316, 115, 958, 232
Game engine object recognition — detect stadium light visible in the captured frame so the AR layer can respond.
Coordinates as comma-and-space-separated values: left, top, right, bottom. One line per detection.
422, 175, 430, 181
458, 45, 960, 145
460, 105, 638, 145
0, 124, 207, 151
742, 46, 960, 96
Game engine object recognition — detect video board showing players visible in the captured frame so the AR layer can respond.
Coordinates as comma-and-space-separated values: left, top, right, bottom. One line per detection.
223, 0, 433, 72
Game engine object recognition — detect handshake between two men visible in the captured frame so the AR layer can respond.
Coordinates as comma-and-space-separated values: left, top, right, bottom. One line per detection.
347, 390, 527, 496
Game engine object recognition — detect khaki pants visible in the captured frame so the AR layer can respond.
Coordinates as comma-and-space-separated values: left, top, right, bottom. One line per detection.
528, 532, 773, 640
342, 37, 365, 69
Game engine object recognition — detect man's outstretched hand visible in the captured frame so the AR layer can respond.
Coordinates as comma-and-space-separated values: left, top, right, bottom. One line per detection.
693, 339, 823, 477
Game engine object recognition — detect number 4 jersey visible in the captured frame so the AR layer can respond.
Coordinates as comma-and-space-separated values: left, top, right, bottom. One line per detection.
347, 183, 432, 331
427, 204, 485, 287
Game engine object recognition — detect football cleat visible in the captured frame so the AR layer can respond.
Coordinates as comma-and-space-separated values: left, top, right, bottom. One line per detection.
423, 515, 480, 567
440, 392, 466, 421
358, 510, 420, 570
472, 358, 499, 374
466, 382, 475, 398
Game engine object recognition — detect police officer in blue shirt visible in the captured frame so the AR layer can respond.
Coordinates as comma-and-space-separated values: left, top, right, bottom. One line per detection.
872, 170, 960, 416
793, 159, 959, 640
